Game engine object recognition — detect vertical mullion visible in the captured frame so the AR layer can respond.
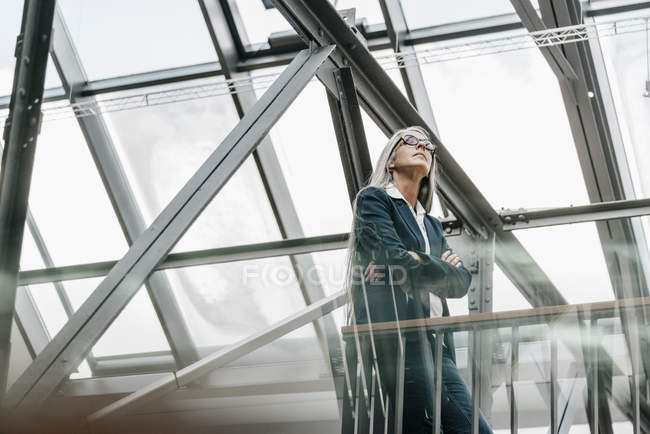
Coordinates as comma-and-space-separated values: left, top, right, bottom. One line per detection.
432, 331, 443, 434
510, 326, 519, 434
550, 328, 558, 434
471, 328, 481, 434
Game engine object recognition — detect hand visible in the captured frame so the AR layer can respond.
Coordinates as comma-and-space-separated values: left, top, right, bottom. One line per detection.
364, 260, 381, 283
441, 250, 462, 268
408, 251, 422, 262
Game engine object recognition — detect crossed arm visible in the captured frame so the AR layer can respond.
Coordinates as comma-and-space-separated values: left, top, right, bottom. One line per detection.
355, 188, 472, 299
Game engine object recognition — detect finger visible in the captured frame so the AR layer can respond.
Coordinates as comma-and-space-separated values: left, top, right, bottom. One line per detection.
455, 261, 462, 268
441, 250, 451, 261
452, 257, 460, 266
364, 261, 375, 277
445, 253, 458, 264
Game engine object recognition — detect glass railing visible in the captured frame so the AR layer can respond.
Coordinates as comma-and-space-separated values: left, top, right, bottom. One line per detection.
340, 295, 650, 433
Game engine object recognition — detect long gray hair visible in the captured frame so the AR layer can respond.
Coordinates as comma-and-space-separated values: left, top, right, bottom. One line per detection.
343, 126, 438, 322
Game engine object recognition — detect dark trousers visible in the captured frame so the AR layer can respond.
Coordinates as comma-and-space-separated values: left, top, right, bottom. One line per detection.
366, 335, 492, 434
402, 338, 492, 434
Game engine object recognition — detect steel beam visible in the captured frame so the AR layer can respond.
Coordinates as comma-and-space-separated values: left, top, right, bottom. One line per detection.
0, 0, 56, 397
198, 0, 345, 410
467, 232, 496, 420
17, 233, 348, 286
3, 44, 334, 413
326, 66, 373, 202
49, 6, 200, 369
501, 198, 650, 230
86, 289, 346, 424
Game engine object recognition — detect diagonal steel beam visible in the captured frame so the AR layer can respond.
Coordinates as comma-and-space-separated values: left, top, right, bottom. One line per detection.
326, 66, 373, 202
198, 0, 345, 408
2, 44, 335, 413
273, 0, 566, 308
49, 6, 200, 368
0, 0, 56, 397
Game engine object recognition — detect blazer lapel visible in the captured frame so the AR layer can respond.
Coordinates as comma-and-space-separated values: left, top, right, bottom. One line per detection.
394, 200, 425, 251
423, 216, 440, 256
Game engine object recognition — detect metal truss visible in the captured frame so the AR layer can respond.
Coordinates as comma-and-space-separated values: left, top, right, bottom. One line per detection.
2, 44, 335, 416
2, 0, 649, 429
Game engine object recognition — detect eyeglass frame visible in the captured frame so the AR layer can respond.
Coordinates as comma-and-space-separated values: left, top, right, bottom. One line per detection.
397, 134, 437, 154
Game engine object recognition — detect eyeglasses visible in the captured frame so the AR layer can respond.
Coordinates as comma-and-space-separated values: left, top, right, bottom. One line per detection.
398, 134, 436, 154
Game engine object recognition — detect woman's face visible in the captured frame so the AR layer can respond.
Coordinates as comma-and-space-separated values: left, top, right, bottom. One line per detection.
388, 130, 433, 177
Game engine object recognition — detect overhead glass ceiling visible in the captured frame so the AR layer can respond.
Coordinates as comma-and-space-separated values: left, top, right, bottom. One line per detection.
3, 2, 650, 418
57, 0, 217, 80
401, 0, 527, 29
251, 72, 353, 237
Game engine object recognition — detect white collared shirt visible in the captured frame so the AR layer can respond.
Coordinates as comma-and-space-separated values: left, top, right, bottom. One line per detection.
385, 182, 444, 318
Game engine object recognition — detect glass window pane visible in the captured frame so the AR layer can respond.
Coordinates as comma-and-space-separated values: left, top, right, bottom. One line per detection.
163, 257, 311, 351
401, 0, 524, 30
418, 32, 590, 210
62, 277, 170, 357
251, 73, 352, 237
28, 107, 129, 267
514, 222, 614, 304
99, 77, 281, 252
493, 264, 532, 312
186, 310, 341, 427
27, 283, 68, 338
58, 0, 216, 80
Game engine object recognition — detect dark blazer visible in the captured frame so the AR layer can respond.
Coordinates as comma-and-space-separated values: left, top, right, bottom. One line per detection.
352, 186, 472, 362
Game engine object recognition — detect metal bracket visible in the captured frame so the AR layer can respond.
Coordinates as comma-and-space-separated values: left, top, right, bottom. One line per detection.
337, 8, 367, 48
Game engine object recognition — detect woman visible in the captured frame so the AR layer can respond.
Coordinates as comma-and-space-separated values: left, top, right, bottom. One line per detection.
345, 126, 492, 433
